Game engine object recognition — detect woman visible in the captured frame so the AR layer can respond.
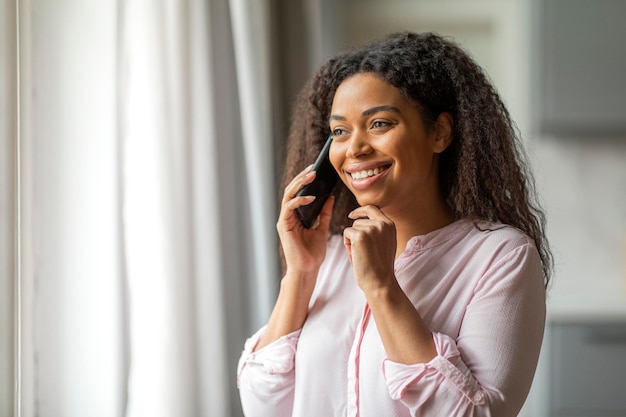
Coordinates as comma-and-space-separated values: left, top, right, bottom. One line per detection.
237, 32, 552, 417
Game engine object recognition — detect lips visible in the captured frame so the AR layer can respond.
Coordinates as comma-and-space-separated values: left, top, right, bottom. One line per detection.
349, 165, 388, 180
343, 163, 391, 190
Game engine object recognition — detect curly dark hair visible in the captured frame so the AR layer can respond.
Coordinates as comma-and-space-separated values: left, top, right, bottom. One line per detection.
282, 31, 553, 287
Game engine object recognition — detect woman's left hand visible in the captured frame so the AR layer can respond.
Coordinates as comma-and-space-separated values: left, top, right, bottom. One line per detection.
343, 205, 397, 292
344, 205, 437, 365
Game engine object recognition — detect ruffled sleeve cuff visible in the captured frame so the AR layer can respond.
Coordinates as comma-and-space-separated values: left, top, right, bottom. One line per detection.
382, 332, 486, 405
237, 327, 302, 393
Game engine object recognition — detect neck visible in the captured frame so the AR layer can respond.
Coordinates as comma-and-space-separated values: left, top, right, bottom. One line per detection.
388, 199, 456, 259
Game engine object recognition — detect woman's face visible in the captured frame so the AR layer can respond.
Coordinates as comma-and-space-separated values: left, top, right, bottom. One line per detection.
328, 72, 451, 216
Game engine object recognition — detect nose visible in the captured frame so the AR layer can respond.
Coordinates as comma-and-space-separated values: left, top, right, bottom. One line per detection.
346, 131, 372, 158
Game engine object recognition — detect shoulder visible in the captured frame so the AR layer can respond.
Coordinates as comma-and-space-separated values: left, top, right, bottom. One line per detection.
441, 219, 541, 283
465, 220, 535, 253
409, 218, 533, 255
463, 220, 543, 293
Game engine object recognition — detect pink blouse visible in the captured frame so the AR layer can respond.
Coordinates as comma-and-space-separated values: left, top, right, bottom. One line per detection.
237, 219, 546, 416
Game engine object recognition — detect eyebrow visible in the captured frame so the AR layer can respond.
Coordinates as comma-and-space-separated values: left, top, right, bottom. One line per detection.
329, 105, 401, 122
362, 105, 401, 117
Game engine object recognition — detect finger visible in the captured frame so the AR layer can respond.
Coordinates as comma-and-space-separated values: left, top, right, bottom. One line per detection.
348, 205, 391, 223
315, 195, 335, 231
342, 225, 364, 245
278, 195, 316, 231
343, 226, 371, 265
348, 205, 394, 226
296, 163, 314, 176
348, 214, 382, 230
343, 232, 353, 265
282, 167, 316, 203
283, 195, 316, 212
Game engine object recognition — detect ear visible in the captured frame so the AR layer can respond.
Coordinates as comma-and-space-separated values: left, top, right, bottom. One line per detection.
432, 112, 453, 154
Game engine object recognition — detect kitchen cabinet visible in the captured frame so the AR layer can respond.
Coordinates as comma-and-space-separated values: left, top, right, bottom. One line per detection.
549, 321, 626, 416
533, 0, 626, 137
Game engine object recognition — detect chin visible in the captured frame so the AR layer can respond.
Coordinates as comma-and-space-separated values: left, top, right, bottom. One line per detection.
352, 194, 385, 209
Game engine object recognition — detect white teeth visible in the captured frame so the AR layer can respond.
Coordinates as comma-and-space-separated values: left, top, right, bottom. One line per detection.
350, 167, 384, 180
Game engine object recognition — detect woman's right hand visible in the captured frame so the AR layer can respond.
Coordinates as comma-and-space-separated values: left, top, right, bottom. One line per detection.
253, 166, 335, 351
277, 164, 335, 276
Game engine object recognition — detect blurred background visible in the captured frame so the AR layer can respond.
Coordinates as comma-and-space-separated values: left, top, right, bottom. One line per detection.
2, 0, 625, 416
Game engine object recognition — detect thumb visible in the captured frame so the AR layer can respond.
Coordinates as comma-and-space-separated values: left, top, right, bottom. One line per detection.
342, 228, 353, 265
316, 195, 335, 232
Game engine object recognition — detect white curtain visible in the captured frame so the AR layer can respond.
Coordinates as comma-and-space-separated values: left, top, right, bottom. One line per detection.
7, 0, 278, 416
1, 1, 18, 416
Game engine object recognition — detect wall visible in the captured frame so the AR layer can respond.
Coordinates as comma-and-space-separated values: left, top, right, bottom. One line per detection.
536, 138, 626, 318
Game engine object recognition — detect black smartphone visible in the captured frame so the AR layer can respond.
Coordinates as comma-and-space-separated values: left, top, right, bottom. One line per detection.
295, 135, 339, 228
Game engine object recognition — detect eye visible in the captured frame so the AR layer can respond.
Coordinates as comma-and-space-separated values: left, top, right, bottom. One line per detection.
332, 127, 349, 137
372, 120, 392, 129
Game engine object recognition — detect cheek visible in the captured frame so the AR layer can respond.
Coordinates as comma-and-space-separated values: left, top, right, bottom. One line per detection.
328, 146, 343, 173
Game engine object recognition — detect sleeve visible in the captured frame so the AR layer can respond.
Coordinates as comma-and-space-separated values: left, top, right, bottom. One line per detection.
237, 326, 301, 417
382, 243, 546, 417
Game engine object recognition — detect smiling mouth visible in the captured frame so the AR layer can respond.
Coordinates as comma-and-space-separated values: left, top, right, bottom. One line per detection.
348, 165, 390, 181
